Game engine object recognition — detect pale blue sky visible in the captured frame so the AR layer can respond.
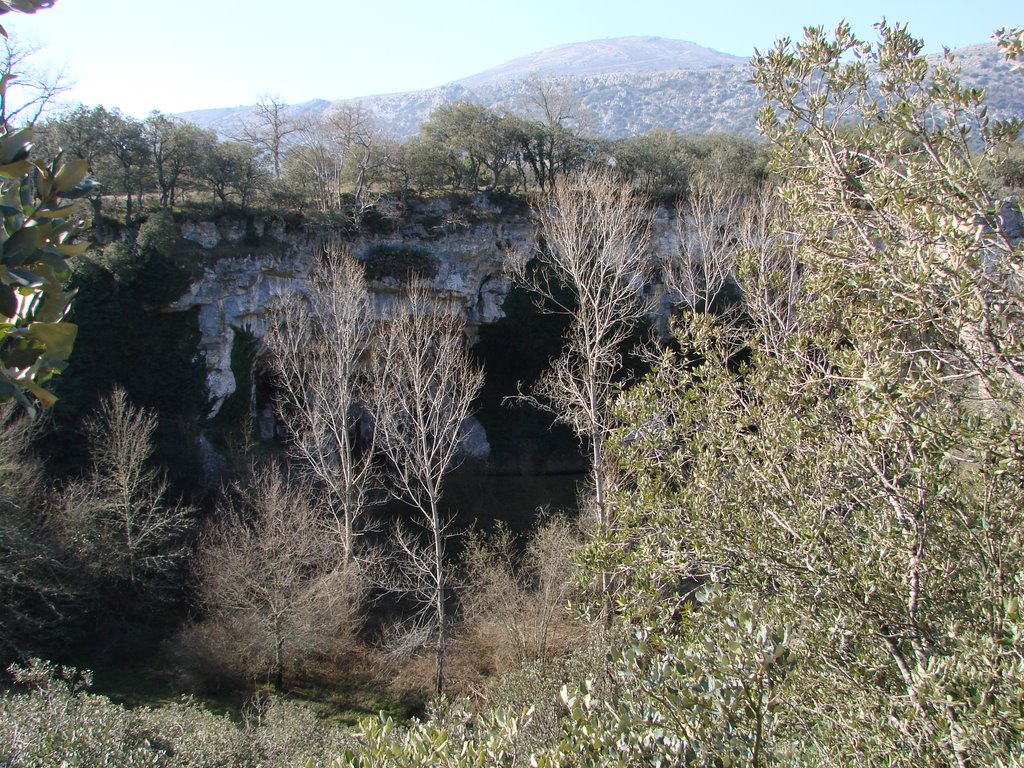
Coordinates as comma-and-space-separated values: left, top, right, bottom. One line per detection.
6, 0, 1021, 118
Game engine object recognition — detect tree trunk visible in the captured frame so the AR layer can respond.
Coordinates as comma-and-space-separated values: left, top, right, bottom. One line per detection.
590, 382, 614, 628
431, 495, 446, 697
273, 617, 284, 689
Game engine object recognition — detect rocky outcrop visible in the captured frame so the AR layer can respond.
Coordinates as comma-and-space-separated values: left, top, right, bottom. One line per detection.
171, 195, 537, 415
168, 194, 690, 471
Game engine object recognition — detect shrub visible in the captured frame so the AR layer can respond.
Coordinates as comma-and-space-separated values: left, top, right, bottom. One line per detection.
361, 244, 440, 282
161, 619, 252, 693
0, 659, 355, 768
458, 517, 586, 674
245, 695, 355, 767
139, 699, 255, 768
187, 465, 365, 689
0, 660, 161, 767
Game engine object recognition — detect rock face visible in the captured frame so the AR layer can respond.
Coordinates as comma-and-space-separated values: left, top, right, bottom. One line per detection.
167, 193, 1023, 473
169, 195, 688, 469
171, 195, 537, 415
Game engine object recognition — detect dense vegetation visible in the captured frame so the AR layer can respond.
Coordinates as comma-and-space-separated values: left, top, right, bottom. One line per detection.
0, 14, 1023, 768
28, 94, 770, 227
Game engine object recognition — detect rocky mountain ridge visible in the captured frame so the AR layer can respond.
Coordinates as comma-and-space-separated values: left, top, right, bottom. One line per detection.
178, 36, 1024, 141
454, 36, 746, 86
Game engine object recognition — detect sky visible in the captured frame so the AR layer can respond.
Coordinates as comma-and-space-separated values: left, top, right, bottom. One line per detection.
5, 0, 1021, 118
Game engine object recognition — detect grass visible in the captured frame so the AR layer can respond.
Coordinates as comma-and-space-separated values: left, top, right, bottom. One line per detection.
288, 675, 417, 727
75, 642, 415, 726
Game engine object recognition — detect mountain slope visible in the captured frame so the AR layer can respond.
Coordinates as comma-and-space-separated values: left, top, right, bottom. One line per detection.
456, 36, 746, 87
178, 37, 1024, 142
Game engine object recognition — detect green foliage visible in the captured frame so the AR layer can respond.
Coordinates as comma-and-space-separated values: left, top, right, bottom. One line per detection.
362, 244, 439, 281
137, 209, 185, 255
0, 659, 355, 767
201, 140, 267, 211
0, 103, 94, 407
143, 114, 218, 209
314, 20, 1024, 768
418, 102, 526, 192
477, 633, 614, 758
586, 21, 1024, 766
329, 703, 536, 768
551, 589, 796, 767
323, 595, 792, 766
0, 660, 163, 767
997, 26, 1024, 64
610, 129, 769, 202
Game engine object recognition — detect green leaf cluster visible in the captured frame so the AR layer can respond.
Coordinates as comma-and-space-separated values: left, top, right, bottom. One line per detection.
0, 105, 94, 408
585, 20, 1024, 767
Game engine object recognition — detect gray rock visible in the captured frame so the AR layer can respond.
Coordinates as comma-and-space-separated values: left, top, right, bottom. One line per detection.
258, 404, 278, 442
181, 221, 220, 248
197, 434, 226, 477
458, 415, 491, 460
169, 204, 689, 416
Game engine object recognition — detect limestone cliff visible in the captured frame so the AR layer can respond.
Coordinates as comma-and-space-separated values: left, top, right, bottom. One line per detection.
170, 195, 540, 414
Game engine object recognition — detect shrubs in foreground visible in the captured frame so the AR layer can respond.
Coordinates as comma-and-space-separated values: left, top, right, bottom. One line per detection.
0, 659, 353, 768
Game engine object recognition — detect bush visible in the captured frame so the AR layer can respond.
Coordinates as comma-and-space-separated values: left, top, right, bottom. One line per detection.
0, 659, 355, 768
185, 465, 365, 690
0, 660, 161, 767
458, 517, 586, 674
139, 699, 255, 768
361, 244, 440, 282
161, 619, 252, 694
245, 695, 355, 767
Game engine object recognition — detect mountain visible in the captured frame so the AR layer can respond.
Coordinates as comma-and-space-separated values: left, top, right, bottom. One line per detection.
178, 37, 1024, 142
455, 36, 746, 87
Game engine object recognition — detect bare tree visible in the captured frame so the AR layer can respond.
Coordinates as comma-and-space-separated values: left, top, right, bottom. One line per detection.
667, 170, 743, 318
372, 279, 484, 696
192, 464, 363, 689
666, 173, 800, 351
290, 114, 343, 212
329, 105, 387, 219
263, 244, 378, 563
238, 93, 298, 179
513, 169, 652, 534
733, 189, 802, 354
0, 34, 71, 128
289, 105, 385, 218
53, 388, 193, 595
511, 170, 652, 623
521, 74, 591, 135
516, 76, 593, 190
